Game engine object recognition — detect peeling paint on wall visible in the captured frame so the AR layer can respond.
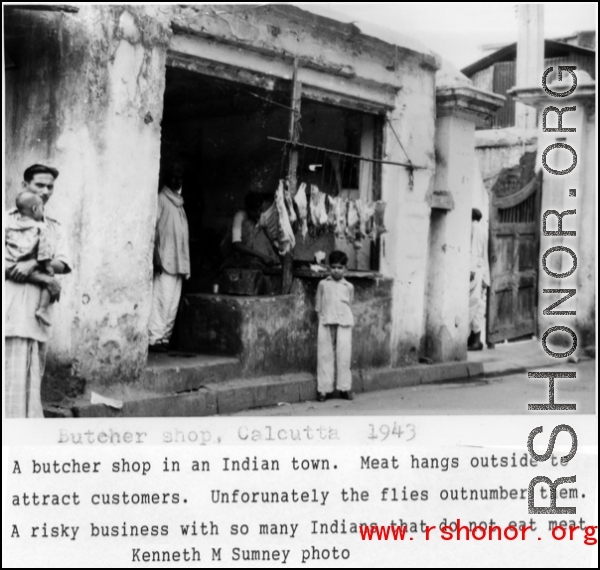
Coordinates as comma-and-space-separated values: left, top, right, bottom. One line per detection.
5, 6, 171, 386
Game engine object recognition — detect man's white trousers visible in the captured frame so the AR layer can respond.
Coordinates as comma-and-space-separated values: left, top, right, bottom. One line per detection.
148, 271, 182, 345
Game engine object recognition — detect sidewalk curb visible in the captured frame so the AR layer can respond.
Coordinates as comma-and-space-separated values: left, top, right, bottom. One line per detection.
60, 361, 487, 418
477, 354, 592, 380
56, 355, 592, 418
359, 361, 483, 395
481, 362, 527, 379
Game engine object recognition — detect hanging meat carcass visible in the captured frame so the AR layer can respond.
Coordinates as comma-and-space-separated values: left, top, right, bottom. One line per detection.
309, 185, 320, 229
364, 201, 377, 240
345, 199, 359, 241
257, 180, 296, 256
355, 199, 368, 241
332, 196, 347, 239
283, 179, 297, 224
373, 201, 387, 237
326, 195, 338, 232
345, 198, 376, 249
274, 181, 296, 255
293, 182, 308, 239
350, 199, 366, 249
317, 193, 328, 226
356, 200, 376, 240
309, 185, 329, 232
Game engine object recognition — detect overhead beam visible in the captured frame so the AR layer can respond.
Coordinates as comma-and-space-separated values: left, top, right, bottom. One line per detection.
7, 4, 79, 13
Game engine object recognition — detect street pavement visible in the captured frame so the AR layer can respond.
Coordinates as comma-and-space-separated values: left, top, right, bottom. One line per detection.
230, 359, 596, 416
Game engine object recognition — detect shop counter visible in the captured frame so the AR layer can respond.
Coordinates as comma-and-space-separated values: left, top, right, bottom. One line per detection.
176, 272, 393, 377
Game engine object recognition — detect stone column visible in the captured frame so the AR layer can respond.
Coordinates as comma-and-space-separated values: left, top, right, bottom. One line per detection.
511, 73, 596, 353
515, 4, 544, 129
425, 86, 504, 362
379, 62, 437, 367
4, 6, 171, 385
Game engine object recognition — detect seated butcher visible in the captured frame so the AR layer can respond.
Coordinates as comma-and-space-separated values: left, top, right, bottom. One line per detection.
220, 192, 278, 270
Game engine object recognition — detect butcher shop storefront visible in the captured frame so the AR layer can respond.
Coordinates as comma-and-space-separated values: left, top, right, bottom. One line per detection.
160, 6, 439, 377
162, 53, 402, 375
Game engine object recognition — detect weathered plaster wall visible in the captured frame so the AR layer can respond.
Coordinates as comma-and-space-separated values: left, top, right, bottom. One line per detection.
169, 5, 436, 95
475, 129, 538, 192
5, 6, 170, 385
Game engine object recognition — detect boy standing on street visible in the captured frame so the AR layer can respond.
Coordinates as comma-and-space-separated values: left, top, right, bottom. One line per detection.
315, 250, 354, 402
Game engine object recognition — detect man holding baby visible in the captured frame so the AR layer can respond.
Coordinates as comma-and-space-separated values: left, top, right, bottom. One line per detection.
5, 164, 71, 418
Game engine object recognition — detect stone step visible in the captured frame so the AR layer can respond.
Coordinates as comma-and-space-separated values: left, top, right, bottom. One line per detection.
44, 352, 242, 418
142, 352, 242, 393
69, 373, 316, 418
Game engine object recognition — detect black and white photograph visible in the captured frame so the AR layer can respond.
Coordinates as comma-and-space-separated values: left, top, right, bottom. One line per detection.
3, 2, 597, 567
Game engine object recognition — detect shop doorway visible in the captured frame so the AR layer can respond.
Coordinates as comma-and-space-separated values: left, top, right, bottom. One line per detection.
159, 62, 384, 353
160, 66, 292, 295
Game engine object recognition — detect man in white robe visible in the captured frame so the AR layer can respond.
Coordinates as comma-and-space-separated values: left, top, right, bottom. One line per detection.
468, 208, 489, 351
148, 163, 190, 352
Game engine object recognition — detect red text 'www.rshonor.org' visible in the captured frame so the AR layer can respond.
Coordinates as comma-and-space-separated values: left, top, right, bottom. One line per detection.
359, 521, 598, 545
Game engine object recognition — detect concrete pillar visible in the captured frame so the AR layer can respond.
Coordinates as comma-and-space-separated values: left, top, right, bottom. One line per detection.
511, 72, 596, 354
380, 64, 437, 367
515, 4, 544, 129
578, 98, 596, 350
537, 85, 594, 352
426, 86, 504, 362
426, 114, 474, 362
4, 6, 171, 385
72, 9, 170, 386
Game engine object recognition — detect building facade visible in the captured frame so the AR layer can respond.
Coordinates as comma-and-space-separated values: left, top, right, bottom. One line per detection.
4, 5, 502, 397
